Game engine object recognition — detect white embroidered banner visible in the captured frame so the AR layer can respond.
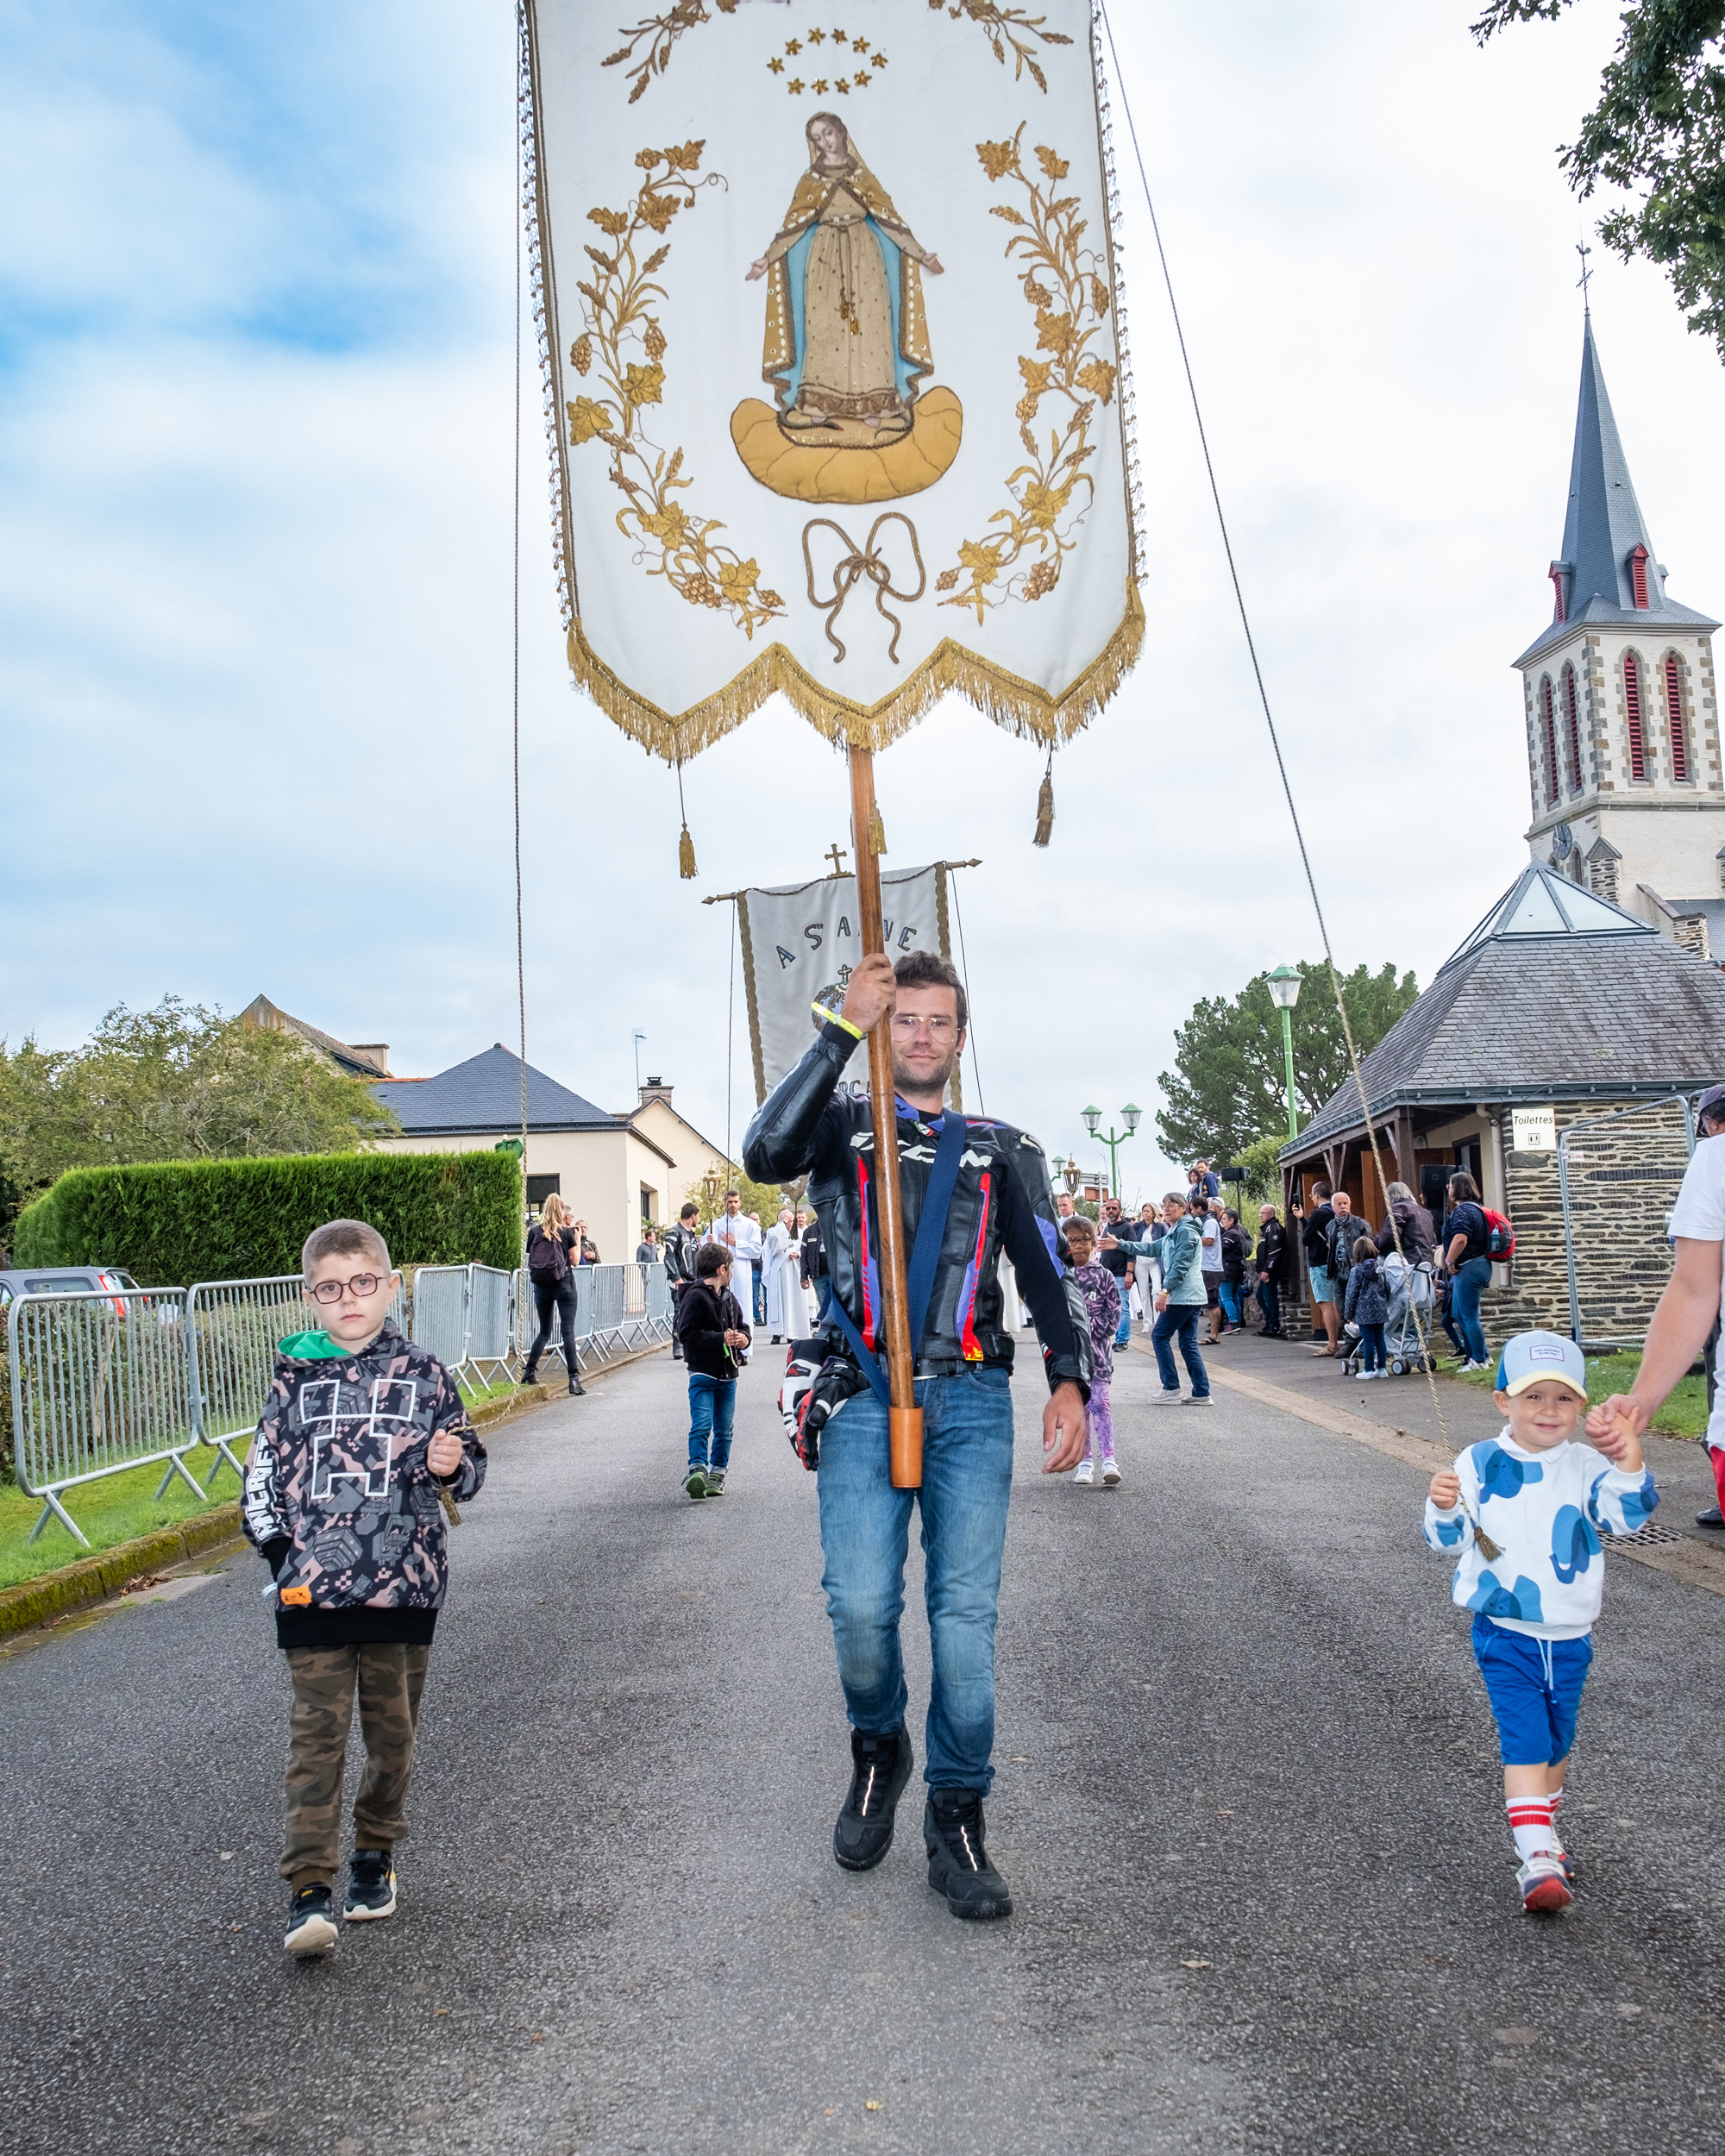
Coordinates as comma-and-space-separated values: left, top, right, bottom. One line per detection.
524, 0, 1141, 761
737, 863, 950, 1101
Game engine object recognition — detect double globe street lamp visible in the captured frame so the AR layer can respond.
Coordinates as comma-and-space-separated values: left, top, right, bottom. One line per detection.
1081, 1102, 1141, 1202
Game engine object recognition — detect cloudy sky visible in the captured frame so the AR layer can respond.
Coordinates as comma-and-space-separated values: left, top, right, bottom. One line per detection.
4, 0, 1722, 1205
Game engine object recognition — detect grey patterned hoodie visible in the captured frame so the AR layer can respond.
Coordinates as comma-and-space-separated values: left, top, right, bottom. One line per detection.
242, 1319, 486, 1650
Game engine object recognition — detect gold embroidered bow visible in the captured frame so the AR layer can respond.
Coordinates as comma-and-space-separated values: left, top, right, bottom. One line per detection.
801, 513, 927, 666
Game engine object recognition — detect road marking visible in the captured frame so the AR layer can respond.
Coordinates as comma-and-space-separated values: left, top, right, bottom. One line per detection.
1208, 1364, 1725, 1602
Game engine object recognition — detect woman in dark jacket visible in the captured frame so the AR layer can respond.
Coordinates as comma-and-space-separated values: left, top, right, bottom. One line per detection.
524, 1193, 586, 1395
1376, 1181, 1437, 1263
1219, 1208, 1250, 1332
1441, 1171, 1493, 1370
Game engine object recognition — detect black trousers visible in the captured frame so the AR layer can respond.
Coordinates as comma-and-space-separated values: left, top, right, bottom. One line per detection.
527, 1275, 579, 1372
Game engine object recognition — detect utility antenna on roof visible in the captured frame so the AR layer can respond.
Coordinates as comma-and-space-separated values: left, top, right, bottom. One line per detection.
1576, 235, 1594, 316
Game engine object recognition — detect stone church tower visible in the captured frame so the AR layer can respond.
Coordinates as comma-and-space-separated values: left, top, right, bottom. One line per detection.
1515, 316, 1725, 957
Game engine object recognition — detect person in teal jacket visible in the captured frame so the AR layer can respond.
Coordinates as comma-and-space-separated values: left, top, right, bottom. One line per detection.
1101, 1194, 1210, 1404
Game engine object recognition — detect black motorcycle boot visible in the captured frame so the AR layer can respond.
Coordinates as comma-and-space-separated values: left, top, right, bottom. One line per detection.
924, 1787, 1013, 1920
833, 1726, 913, 1871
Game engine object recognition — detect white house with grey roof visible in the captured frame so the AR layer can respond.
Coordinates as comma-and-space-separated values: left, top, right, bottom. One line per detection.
1516, 315, 1725, 955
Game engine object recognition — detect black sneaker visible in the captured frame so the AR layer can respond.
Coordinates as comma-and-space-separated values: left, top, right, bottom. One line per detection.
833, 1726, 913, 1871
924, 1789, 1012, 1920
344, 1848, 397, 1922
284, 1882, 339, 1956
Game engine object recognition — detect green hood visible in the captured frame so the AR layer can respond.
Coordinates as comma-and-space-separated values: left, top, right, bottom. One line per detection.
277, 1328, 360, 1361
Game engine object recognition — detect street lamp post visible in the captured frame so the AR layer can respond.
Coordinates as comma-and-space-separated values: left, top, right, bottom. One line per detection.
1265, 966, 1302, 1142
1081, 1102, 1141, 1202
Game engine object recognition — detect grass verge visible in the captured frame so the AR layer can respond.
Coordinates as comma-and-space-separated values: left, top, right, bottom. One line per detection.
0, 1445, 240, 1591
1451, 1351, 1709, 1439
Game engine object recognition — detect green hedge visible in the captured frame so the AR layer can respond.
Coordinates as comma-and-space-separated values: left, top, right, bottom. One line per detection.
12, 1151, 522, 1286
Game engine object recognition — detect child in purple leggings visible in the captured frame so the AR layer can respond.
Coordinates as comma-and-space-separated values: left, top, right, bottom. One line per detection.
1063, 1217, 1122, 1489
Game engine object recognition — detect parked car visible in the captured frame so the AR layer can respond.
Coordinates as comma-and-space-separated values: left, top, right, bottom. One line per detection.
0, 1266, 141, 1311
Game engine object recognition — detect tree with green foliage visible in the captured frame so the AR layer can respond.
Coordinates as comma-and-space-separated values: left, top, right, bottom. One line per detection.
0, 997, 398, 1244
1473, 1, 1725, 355
1156, 962, 1419, 1168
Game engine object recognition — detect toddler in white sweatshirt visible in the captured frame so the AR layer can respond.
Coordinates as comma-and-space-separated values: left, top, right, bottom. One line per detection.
1424, 1329, 1655, 1915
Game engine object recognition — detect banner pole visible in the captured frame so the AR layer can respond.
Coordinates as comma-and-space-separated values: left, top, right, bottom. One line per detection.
848, 744, 922, 1489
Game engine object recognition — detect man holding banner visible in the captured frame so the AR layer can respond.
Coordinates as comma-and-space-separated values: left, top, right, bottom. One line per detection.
745, 948, 1089, 1921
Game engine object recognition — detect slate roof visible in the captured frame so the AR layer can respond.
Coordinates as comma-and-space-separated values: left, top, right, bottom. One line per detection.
1516, 316, 1718, 670
1286, 863, 1725, 1156
371, 1044, 621, 1134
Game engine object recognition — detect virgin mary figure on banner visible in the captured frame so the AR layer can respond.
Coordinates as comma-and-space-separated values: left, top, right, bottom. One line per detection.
747, 113, 944, 449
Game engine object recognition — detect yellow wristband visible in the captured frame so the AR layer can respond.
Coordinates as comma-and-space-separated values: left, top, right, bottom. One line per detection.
816, 1001, 864, 1042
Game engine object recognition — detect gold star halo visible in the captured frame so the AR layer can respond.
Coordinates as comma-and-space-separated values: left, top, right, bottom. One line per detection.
767, 22, 888, 84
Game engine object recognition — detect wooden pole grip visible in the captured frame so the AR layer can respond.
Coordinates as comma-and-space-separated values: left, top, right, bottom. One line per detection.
848, 744, 922, 1490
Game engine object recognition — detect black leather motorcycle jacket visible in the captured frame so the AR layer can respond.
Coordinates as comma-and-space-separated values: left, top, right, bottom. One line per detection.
743, 1018, 1091, 1395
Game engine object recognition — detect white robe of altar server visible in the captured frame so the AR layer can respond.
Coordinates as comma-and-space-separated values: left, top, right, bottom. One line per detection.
766, 1222, 811, 1340
714, 1213, 762, 1312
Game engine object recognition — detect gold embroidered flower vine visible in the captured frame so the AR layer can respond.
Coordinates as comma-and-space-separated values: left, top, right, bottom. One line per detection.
603, 0, 737, 107
933, 2, 1073, 92
937, 126, 1114, 624
569, 142, 785, 640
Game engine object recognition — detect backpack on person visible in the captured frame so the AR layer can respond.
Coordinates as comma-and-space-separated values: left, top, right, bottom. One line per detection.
1483, 1207, 1515, 1260
528, 1225, 569, 1282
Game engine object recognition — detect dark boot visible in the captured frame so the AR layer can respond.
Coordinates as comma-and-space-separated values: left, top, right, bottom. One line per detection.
521, 1363, 540, 1387
568, 1372, 586, 1396
833, 1726, 913, 1871
924, 1788, 1012, 1921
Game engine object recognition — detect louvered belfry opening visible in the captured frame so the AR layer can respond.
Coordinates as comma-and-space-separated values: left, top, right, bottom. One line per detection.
1541, 676, 1559, 803
1630, 543, 1651, 610
1624, 652, 1647, 781
1563, 664, 1583, 794
1665, 653, 1689, 782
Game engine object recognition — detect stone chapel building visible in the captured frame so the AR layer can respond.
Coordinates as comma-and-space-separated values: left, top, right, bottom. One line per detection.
1279, 315, 1725, 1348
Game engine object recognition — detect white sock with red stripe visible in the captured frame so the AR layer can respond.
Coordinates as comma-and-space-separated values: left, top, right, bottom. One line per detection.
1506, 1795, 1557, 1861
1547, 1786, 1565, 1846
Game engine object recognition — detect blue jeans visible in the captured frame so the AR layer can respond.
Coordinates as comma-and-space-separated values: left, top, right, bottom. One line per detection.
687, 1374, 737, 1470
1359, 1320, 1385, 1373
1115, 1282, 1132, 1349
1257, 1278, 1282, 1332
1151, 1305, 1209, 1396
1450, 1256, 1491, 1364
752, 1268, 768, 1326
1219, 1280, 1243, 1325
816, 1364, 1015, 1790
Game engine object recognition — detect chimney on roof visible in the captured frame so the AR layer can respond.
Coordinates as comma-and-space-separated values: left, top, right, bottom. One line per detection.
349, 1044, 392, 1076
640, 1075, 673, 1107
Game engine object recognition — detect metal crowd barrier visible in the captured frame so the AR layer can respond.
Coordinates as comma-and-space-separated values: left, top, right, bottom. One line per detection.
410, 1264, 472, 1374
464, 1265, 518, 1388
186, 1273, 408, 1491
8, 1288, 197, 1545
514, 1261, 674, 1373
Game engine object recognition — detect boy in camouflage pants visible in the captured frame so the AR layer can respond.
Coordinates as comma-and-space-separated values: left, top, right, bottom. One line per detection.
244, 1219, 486, 1956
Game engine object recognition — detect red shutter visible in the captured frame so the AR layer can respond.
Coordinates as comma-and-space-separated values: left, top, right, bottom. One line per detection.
1625, 654, 1647, 780
1630, 545, 1651, 610
1564, 666, 1583, 793
1541, 678, 1559, 802
1666, 654, 1689, 781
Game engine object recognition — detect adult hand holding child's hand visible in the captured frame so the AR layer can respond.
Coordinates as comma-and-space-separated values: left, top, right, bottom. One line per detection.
1587, 1398, 1647, 1470
1429, 1470, 1461, 1510
427, 1430, 464, 1479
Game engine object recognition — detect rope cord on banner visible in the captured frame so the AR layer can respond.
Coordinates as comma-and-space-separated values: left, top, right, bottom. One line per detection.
1098, 0, 1451, 1448
513, 6, 529, 1169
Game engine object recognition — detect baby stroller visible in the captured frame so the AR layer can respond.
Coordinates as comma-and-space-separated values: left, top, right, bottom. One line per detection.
1340, 1251, 1439, 1375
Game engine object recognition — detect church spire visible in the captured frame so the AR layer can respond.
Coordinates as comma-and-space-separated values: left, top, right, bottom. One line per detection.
1518, 314, 1716, 668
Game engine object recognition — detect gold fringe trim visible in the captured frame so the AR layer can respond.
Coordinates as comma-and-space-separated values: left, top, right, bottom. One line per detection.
566, 580, 1145, 763
868, 804, 888, 856
1033, 754, 1054, 847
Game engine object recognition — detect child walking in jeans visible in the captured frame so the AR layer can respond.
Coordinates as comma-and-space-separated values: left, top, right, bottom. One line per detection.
1063, 1216, 1122, 1487
1346, 1237, 1389, 1379
673, 1244, 751, 1500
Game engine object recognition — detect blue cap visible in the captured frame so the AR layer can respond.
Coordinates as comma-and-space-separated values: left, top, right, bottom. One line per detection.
1494, 1330, 1586, 1400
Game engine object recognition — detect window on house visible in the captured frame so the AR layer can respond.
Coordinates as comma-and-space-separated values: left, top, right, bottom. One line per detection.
526, 1174, 561, 1206
1629, 544, 1651, 610
1563, 664, 1584, 793
1540, 677, 1559, 803
1624, 652, 1647, 781
639, 1183, 656, 1225
1665, 653, 1690, 782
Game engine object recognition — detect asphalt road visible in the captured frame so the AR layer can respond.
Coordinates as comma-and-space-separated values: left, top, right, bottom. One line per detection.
3, 1333, 1725, 2156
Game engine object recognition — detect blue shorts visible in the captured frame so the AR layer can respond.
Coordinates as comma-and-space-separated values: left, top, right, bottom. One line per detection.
1472, 1614, 1593, 1766
1309, 1265, 1335, 1306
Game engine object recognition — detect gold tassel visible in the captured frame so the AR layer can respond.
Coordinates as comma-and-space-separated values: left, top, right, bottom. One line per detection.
868, 804, 887, 856
1033, 754, 1054, 847
679, 824, 697, 879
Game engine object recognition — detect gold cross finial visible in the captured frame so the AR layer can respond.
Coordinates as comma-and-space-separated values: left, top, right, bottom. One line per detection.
825, 841, 850, 877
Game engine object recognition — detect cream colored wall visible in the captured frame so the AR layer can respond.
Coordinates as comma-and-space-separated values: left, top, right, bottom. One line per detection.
630, 1099, 733, 1210
373, 1126, 636, 1263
